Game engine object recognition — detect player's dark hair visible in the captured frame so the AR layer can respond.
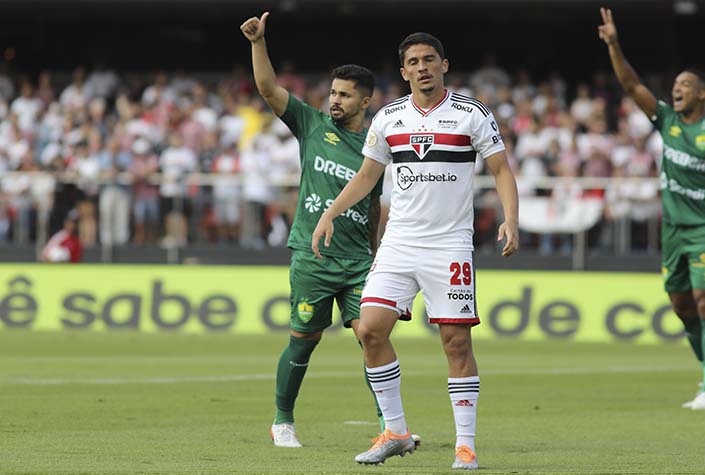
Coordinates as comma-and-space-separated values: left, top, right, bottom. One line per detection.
682, 68, 705, 87
331, 64, 375, 97
398, 32, 445, 65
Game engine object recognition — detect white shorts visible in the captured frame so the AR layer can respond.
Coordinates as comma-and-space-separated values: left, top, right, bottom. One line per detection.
361, 244, 479, 325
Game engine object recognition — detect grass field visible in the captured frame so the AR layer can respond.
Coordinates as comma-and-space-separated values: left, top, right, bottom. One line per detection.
1, 330, 703, 475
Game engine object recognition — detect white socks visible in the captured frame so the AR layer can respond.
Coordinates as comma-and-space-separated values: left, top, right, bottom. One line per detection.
366, 360, 407, 435
448, 376, 479, 450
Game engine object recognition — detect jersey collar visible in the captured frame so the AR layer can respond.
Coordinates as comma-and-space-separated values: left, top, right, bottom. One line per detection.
411, 89, 449, 117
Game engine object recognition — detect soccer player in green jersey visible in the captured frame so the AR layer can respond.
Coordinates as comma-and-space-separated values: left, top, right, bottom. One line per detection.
600, 7, 705, 410
241, 12, 404, 446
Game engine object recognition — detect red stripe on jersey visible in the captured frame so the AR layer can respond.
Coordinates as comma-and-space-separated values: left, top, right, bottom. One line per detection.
361, 297, 398, 307
429, 317, 481, 326
386, 133, 471, 147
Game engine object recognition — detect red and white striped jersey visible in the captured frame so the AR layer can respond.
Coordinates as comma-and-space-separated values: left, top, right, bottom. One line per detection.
363, 90, 504, 249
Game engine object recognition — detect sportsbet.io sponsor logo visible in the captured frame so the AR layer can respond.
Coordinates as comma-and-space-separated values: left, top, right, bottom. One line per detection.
396, 165, 458, 190
304, 193, 322, 213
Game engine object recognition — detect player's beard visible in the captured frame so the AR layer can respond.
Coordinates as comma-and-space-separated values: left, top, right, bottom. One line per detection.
331, 106, 357, 126
330, 106, 345, 121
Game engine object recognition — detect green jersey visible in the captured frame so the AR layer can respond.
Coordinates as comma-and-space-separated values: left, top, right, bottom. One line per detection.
653, 100, 705, 225
280, 94, 383, 259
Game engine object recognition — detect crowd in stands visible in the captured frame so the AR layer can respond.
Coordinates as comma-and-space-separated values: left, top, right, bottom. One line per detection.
0, 59, 666, 255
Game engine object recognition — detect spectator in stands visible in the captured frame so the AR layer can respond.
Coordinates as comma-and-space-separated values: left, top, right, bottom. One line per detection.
68, 138, 100, 247
211, 135, 241, 243
239, 116, 276, 249
160, 132, 197, 246
41, 209, 82, 263
60, 67, 92, 113
36, 71, 55, 108
129, 138, 160, 245
0, 63, 14, 102
86, 61, 120, 100
11, 80, 42, 134
98, 138, 132, 247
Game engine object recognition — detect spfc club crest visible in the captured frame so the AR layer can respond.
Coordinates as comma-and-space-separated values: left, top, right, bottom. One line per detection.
410, 134, 434, 159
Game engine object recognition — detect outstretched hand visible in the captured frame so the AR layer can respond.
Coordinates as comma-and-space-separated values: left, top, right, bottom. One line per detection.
311, 214, 334, 259
497, 221, 519, 257
240, 12, 269, 43
598, 7, 618, 45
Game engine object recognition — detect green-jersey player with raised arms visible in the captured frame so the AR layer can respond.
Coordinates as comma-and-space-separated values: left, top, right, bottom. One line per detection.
600, 7, 705, 409
241, 12, 418, 447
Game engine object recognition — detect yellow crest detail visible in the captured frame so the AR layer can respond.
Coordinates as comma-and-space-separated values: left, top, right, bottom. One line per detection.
669, 126, 682, 137
324, 133, 340, 145
696, 135, 705, 151
297, 299, 314, 323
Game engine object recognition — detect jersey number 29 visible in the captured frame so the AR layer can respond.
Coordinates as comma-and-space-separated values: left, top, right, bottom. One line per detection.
449, 262, 472, 286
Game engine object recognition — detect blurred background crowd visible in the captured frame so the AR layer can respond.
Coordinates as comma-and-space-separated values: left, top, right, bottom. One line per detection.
0, 60, 667, 257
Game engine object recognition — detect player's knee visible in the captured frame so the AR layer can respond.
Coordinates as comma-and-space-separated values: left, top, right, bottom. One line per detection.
290, 330, 323, 341
356, 323, 383, 349
442, 333, 472, 359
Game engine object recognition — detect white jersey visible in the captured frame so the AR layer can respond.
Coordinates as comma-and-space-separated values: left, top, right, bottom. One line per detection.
363, 90, 505, 249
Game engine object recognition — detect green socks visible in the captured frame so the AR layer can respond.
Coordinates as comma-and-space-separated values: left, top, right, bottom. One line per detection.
272, 335, 386, 430
274, 335, 319, 424
363, 360, 385, 431
358, 340, 385, 431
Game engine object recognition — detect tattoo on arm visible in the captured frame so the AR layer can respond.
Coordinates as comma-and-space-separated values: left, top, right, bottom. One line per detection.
368, 197, 381, 256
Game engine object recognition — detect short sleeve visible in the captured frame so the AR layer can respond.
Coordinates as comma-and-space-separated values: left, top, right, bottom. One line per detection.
471, 111, 505, 160
362, 116, 392, 166
651, 100, 670, 129
279, 94, 319, 141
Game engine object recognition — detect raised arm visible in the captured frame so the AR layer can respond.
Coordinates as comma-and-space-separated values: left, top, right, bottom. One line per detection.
598, 7, 657, 117
484, 151, 519, 257
311, 158, 386, 259
240, 12, 289, 116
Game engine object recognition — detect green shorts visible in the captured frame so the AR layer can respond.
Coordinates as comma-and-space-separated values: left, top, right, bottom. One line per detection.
661, 222, 705, 293
289, 250, 373, 333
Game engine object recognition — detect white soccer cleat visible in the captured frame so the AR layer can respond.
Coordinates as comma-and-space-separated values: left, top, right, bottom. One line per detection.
452, 445, 478, 470
689, 391, 705, 410
355, 429, 415, 464
270, 423, 303, 447
681, 383, 704, 409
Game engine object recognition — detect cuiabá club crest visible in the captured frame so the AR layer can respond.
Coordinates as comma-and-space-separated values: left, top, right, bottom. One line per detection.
297, 298, 314, 323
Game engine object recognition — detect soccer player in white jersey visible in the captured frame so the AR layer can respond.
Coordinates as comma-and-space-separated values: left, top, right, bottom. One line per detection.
312, 32, 518, 470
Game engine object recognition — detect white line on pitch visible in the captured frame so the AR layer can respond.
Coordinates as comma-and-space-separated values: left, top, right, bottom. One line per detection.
0, 365, 692, 386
